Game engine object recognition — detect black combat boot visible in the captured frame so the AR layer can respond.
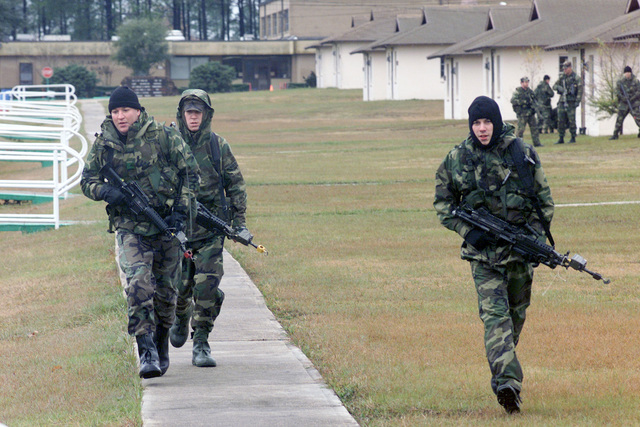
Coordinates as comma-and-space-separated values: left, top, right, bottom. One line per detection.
609, 133, 619, 140
136, 334, 162, 379
497, 385, 522, 414
153, 326, 171, 375
569, 135, 576, 143
554, 136, 564, 144
192, 339, 217, 367
169, 304, 192, 348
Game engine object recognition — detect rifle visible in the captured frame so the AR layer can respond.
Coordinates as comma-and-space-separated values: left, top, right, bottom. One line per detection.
619, 81, 639, 120
100, 164, 193, 259
452, 205, 609, 283
196, 202, 267, 254
561, 79, 569, 109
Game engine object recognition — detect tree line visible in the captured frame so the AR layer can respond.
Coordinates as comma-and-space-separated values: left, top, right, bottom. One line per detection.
0, 0, 259, 42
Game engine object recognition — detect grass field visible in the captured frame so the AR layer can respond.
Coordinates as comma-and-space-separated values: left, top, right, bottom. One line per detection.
1, 88, 639, 426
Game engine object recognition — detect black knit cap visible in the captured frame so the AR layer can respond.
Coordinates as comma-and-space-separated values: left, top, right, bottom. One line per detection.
108, 86, 142, 112
624, 65, 632, 74
468, 96, 503, 149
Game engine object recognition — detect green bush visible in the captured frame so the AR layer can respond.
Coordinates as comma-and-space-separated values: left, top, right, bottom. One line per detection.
231, 83, 251, 92
50, 64, 99, 98
286, 83, 309, 89
304, 71, 317, 88
189, 62, 236, 93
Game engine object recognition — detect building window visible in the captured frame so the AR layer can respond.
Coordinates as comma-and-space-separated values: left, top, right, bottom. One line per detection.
272, 14, 277, 36
440, 57, 445, 79
170, 57, 209, 80
261, 17, 266, 38
283, 9, 289, 32
559, 56, 568, 72
19, 63, 33, 85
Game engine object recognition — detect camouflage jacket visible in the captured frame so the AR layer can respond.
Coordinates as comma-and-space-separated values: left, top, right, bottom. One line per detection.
534, 81, 554, 107
177, 89, 247, 242
616, 74, 640, 107
81, 109, 200, 236
434, 122, 554, 265
553, 71, 583, 106
510, 86, 537, 116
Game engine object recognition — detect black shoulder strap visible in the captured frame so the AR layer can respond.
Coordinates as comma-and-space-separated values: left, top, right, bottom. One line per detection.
509, 138, 555, 247
208, 132, 229, 221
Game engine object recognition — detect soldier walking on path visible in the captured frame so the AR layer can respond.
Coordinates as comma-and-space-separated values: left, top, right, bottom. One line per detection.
170, 89, 253, 367
553, 61, 583, 144
609, 65, 640, 140
535, 75, 555, 134
434, 96, 554, 414
81, 86, 200, 379
511, 77, 542, 147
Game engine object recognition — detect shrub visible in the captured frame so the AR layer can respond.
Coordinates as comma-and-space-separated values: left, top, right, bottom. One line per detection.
304, 71, 317, 88
189, 62, 236, 93
50, 64, 99, 98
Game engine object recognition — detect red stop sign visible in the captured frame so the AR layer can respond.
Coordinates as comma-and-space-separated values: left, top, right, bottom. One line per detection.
42, 67, 54, 78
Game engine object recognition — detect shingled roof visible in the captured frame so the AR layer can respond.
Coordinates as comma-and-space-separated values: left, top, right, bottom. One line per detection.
466, 0, 629, 51
307, 9, 425, 49
428, 6, 530, 59
369, 6, 491, 49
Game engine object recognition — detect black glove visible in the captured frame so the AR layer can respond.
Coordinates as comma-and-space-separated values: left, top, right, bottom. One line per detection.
164, 211, 186, 232
233, 226, 253, 243
464, 229, 492, 251
100, 186, 126, 206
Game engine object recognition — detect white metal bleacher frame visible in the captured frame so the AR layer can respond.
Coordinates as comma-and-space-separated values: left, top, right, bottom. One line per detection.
0, 84, 86, 229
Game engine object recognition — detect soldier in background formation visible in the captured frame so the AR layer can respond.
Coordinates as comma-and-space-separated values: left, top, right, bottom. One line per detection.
434, 96, 554, 414
609, 65, 640, 140
535, 75, 555, 134
553, 61, 583, 144
81, 86, 200, 378
510, 77, 542, 147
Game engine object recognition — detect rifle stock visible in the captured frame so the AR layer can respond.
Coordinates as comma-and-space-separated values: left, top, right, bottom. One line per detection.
196, 202, 267, 254
100, 164, 192, 259
452, 206, 609, 283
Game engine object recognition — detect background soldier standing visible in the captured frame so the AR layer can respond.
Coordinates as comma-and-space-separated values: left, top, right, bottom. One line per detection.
434, 96, 554, 414
535, 75, 555, 134
170, 89, 251, 368
610, 65, 640, 140
510, 77, 542, 147
553, 61, 583, 144
81, 86, 199, 378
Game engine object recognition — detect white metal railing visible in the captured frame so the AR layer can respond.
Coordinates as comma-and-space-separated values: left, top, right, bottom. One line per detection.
0, 84, 85, 229
9, 84, 77, 106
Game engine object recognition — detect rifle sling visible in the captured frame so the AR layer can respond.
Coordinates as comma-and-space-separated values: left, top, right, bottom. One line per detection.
509, 138, 555, 247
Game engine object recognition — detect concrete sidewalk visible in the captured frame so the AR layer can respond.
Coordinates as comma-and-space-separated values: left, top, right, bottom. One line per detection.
79, 99, 359, 427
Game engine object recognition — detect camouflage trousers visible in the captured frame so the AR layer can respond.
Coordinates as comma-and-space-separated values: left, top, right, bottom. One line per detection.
557, 103, 577, 138
537, 105, 554, 132
116, 230, 181, 336
516, 113, 540, 146
470, 260, 533, 395
176, 235, 225, 342
613, 104, 640, 136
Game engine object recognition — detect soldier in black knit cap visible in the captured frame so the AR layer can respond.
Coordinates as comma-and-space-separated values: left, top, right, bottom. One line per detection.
81, 86, 200, 379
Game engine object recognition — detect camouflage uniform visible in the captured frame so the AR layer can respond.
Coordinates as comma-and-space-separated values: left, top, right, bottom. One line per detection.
534, 80, 555, 133
612, 73, 640, 138
173, 89, 247, 349
434, 105, 554, 403
553, 69, 583, 142
510, 86, 541, 146
81, 109, 200, 337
